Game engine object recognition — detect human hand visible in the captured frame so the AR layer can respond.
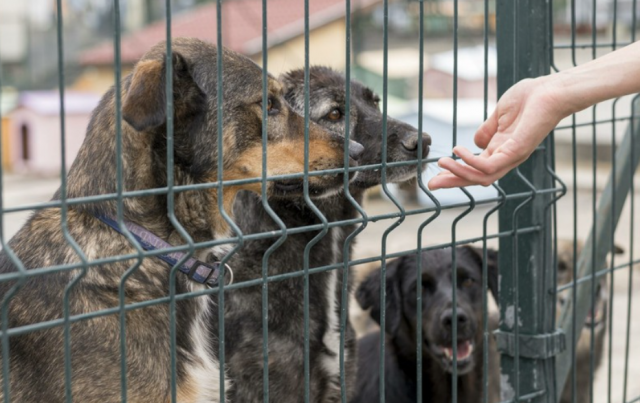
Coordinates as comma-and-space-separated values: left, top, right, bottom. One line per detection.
428, 76, 569, 190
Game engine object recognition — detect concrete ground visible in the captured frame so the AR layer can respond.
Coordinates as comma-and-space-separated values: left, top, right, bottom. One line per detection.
2, 165, 638, 401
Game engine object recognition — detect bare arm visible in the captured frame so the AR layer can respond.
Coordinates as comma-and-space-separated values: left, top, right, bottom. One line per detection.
428, 40, 640, 190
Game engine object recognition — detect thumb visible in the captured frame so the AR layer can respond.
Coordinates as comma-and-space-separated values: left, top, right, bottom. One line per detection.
474, 110, 499, 149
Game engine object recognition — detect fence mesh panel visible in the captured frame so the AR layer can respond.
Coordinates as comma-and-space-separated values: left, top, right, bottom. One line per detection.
0, 0, 638, 402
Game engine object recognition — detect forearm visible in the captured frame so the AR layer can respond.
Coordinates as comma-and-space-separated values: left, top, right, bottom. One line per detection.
549, 40, 640, 116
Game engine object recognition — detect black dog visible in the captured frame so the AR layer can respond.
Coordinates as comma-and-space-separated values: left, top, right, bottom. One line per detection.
353, 246, 500, 403
214, 67, 430, 402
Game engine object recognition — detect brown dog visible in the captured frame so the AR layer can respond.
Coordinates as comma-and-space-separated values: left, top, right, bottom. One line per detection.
0, 38, 359, 403
556, 240, 623, 403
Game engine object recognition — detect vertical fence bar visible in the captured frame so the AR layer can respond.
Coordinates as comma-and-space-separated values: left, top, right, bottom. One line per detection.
414, 0, 444, 401
300, 1, 332, 401
0, 31, 28, 403
607, 4, 620, 400
55, 0, 90, 400
339, 1, 369, 401
112, 3, 146, 402
496, 0, 556, 401
215, 0, 245, 400
622, 99, 636, 403
163, 4, 198, 403
377, 0, 409, 400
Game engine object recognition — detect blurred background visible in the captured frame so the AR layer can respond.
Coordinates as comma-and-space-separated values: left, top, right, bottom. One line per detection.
1, 1, 640, 399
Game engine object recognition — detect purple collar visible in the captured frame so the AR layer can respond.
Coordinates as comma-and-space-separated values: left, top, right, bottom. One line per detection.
95, 214, 231, 288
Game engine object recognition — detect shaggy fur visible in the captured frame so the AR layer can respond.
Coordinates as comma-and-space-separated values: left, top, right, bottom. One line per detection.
211, 66, 430, 402
0, 39, 354, 403
352, 247, 500, 403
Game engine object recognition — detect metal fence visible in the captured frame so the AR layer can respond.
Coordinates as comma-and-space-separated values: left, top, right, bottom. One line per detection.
0, 0, 638, 402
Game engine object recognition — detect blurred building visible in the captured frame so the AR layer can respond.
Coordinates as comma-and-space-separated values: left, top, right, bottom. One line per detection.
8, 91, 101, 175
76, 0, 381, 93
423, 45, 497, 102
354, 45, 497, 102
1, 89, 19, 171
0, 0, 200, 90
562, 0, 640, 31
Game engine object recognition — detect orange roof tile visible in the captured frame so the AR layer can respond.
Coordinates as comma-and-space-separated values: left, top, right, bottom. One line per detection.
80, 0, 378, 66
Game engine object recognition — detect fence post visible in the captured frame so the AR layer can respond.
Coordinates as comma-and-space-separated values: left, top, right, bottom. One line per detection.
496, 1, 558, 402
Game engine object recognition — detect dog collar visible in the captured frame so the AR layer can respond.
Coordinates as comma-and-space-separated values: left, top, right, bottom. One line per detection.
95, 214, 232, 288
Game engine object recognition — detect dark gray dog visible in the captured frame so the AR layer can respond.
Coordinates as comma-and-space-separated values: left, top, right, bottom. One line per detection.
0, 39, 355, 403
352, 247, 500, 403
212, 66, 430, 402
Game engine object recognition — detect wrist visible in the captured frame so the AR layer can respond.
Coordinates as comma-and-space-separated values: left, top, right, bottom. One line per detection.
539, 72, 585, 117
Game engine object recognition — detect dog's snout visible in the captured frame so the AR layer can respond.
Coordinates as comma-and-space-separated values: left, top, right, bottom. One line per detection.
348, 141, 365, 161
440, 309, 469, 329
400, 132, 431, 157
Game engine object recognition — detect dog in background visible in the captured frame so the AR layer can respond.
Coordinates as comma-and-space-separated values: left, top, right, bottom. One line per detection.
556, 240, 623, 403
215, 66, 430, 402
353, 246, 500, 403
0, 38, 355, 403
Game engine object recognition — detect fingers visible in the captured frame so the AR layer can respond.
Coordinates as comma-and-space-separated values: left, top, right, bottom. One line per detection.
428, 151, 515, 190
452, 146, 517, 176
428, 170, 475, 190
474, 110, 499, 149
437, 156, 497, 187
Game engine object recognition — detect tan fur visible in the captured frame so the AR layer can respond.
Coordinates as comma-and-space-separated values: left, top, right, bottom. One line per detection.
174, 375, 197, 403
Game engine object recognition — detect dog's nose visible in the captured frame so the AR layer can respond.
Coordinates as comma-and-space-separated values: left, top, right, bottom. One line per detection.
400, 132, 431, 157
440, 309, 469, 329
348, 141, 364, 161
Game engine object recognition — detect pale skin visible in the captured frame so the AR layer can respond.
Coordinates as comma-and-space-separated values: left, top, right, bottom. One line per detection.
428, 40, 640, 190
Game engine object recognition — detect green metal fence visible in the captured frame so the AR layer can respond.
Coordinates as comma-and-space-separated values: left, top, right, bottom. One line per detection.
0, 0, 638, 402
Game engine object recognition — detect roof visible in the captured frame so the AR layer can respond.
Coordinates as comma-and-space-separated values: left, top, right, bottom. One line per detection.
429, 45, 497, 81
81, 0, 379, 66
14, 91, 102, 116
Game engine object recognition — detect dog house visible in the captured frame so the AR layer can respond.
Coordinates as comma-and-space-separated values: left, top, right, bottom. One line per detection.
9, 91, 101, 175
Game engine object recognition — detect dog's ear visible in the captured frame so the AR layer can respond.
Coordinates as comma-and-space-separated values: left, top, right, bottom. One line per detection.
123, 52, 198, 132
356, 256, 405, 336
461, 245, 499, 304
279, 69, 304, 106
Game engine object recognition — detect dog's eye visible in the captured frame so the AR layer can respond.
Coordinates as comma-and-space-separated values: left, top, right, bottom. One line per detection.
460, 277, 475, 288
327, 109, 342, 121
261, 98, 279, 116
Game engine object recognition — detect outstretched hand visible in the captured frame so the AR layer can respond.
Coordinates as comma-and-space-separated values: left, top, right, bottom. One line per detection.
428, 76, 568, 190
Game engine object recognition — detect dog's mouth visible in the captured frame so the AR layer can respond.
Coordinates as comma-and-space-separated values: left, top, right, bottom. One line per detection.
558, 288, 606, 330
431, 340, 475, 374
273, 179, 304, 193
584, 302, 606, 329
271, 178, 343, 199
350, 168, 417, 189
